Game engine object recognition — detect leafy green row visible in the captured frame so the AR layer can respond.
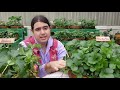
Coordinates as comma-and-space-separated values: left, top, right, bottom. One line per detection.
65, 39, 120, 78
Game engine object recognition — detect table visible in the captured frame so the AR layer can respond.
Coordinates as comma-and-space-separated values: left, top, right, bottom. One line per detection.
42, 71, 69, 78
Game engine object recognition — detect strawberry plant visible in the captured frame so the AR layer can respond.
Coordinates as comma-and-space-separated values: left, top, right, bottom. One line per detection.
0, 43, 41, 78
64, 39, 120, 78
80, 19, 96, 29
102, 28, 113, 39
0, 20, 6, 26
6, 16, 23, 28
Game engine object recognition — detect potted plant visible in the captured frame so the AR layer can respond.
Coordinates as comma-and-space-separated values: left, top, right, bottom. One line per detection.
53, 18, 71, 29
53, 18, 65, 29
53, 30, 72, 41
80, 19, 96, 29
64, 39, 120, 78
0, 20, 8, 28
114, 31, 120, 45
72, 31, 85, 40
69, 20, 81, 29
6, 16, 23, 28
50, 21, 56, 29
103, 28, 113, 39
85, 32, 96, 40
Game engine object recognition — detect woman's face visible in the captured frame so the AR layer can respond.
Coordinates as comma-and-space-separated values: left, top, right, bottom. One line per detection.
32, 22, 51, 44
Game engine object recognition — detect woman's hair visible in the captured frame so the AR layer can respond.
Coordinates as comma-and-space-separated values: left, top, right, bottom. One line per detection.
31, 15, 50, 30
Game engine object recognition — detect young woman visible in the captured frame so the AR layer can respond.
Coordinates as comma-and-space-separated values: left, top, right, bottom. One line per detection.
20, 15, 67, 78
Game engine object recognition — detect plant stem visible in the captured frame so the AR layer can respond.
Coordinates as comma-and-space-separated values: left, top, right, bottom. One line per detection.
12, 74, 19, 78
29, 70, 39, 78
67, 53, 69, 58
1, 64, 9, 75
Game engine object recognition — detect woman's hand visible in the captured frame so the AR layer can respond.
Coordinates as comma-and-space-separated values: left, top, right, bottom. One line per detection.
45, 60, 66, 73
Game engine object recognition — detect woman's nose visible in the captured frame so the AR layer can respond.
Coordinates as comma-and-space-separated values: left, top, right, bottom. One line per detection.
40, 29, 45, 34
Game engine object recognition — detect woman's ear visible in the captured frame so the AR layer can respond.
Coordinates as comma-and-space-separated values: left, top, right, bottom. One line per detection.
50, 25, 52, 29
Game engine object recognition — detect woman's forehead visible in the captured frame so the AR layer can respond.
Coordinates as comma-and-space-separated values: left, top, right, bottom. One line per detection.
34, 22, 48, 27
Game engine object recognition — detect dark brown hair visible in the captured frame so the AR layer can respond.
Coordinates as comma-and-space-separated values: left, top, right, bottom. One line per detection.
31, 15, 50, 30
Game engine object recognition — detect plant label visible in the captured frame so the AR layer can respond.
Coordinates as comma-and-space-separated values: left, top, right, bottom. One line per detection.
0, 38, 15, 43
96, 36, 110, 41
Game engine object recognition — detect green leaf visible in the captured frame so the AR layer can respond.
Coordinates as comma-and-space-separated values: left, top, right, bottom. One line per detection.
88, 57, 97, 64
95, 63, 104, 70
77, 74, 82, 78
102, 42, 109, 47
16, 59, 25, 71
99, 72, 114, 78
117, 65, 120, 69
109, 64, 116, 69
95, 71, 99, 76
8, 50, 19, 58
107, 54, 111, 59
79, 41, 86, 47
66, 39, 77, 46
0, 55, 9, 67
82, 48, 88, 52
7, 60, 15, 65
71, 53, 80, 59
105, 68, 114, 74
96, 53, 102, 60
4, 70, 13, 78
19, 47, 25, 55
83, 64, 89, 70
33, 44, 41, 49
90, 67, 96, 72
73, 60, 81, 66
77, 50, 84, 55
114, 70, 120, 78
67, 60, 73, 67
95, 42, 101, 47
79, 67, 84, 73
71, 66, 78, 72
26, 49, 33, 57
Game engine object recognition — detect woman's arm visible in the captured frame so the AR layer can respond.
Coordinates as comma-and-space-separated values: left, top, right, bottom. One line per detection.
41, 41, 67, 77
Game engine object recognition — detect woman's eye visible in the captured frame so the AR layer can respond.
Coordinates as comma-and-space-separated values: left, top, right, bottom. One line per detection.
43, 27, 47, 30
43, 26, 48, 30
35, 29, 39, 31
35, 28, 40, 31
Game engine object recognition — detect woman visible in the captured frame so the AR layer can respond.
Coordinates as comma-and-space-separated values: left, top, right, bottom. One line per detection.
20, 15, 67, 78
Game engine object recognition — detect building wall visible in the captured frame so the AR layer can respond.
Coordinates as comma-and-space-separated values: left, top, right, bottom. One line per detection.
0, 12, 120, 26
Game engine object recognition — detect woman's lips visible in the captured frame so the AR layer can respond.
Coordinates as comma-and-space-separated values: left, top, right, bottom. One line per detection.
40, 36, 46, 40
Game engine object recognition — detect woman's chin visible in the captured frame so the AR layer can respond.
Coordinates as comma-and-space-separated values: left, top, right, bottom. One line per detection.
39, 39, 48, 43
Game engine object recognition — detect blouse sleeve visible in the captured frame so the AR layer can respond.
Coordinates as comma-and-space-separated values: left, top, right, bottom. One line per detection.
57, 41, 68, 60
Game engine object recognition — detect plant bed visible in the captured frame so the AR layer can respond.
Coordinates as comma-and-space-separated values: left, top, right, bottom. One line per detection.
68, 70, 77, 78
64, 39, 120, 78
0, 28, 28, 48
73, 38, 85, 40
0, 25, 8, 29
10, 25, 24, 28
6, 16, 23, 29
80, 19, 96, 29
68, 70, 88, 78
50, 25, 56, 29
69, 25, 81, 29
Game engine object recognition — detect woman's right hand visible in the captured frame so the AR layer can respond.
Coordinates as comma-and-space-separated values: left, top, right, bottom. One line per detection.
45, 60, 66, 73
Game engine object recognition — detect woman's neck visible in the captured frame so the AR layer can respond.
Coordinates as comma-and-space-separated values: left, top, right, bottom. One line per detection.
40, 42, 48, 54
41, 43, 47, 48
